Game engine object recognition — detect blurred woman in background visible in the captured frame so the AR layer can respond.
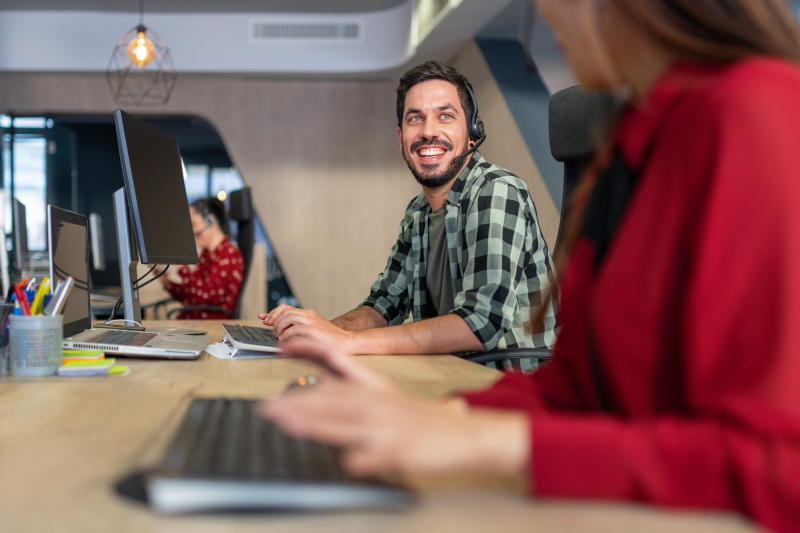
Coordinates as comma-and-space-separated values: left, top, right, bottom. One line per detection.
259, 0, 800, 530
161, 198, 244, 319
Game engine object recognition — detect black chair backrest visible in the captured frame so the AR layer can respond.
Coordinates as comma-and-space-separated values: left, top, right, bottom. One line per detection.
549, 86, 623, 254
228, 187, 254, 319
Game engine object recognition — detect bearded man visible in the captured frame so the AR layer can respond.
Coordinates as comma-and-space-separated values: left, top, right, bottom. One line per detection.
260, 60, 559, 364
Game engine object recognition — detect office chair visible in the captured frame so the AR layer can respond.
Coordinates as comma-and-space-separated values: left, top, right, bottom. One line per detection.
459, 86, 623, 373
150, 187, 256, 320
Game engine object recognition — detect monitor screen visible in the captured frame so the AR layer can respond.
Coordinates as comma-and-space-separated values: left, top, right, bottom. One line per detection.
89, 213, 105, 271
114, 110, 199, 265
12, 198, 29, 271
48, 205, 91, 338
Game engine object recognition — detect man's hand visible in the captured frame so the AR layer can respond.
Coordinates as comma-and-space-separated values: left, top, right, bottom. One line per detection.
259, 304, 296, 326
260, 340, 530, 478
258, 303, 484, 355
269, 307, 355, 348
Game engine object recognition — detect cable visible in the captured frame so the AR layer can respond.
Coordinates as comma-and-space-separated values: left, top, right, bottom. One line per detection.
108, 265, 157, 319
133, 265, 169, 290
136, 264, 159, 285
106, 264, 165, 322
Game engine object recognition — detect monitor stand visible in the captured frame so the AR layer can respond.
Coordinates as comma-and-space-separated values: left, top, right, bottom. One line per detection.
93, 188, 206, 336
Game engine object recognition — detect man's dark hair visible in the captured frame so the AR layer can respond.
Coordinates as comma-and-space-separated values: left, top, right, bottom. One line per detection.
396, 60, 475, 129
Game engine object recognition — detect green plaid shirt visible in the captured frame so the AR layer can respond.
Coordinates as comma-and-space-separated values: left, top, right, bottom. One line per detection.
363, 152, 560, 351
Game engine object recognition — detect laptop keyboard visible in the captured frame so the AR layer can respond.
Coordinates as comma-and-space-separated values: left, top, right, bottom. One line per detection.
165, 398, 345, 481
83, 330, 157, 346
223, 324, 279, 347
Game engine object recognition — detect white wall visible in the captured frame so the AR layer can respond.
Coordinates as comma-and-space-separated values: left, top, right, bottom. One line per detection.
450, 40, 560, 245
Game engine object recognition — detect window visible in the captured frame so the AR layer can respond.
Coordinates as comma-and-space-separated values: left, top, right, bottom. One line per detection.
1, 116, 48, 251
211, 167, 244, 201
184, 163, 211, 203
11, 137, 47, 251
183, 164, 245, 204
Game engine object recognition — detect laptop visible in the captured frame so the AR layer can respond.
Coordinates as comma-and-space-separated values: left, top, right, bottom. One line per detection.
50, 205, 208, 359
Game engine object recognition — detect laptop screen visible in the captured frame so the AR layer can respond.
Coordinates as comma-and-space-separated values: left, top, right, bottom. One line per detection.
48, 205, 91, 338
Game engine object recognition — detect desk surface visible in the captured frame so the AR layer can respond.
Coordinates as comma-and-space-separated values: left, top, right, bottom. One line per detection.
0, 320, 757, 533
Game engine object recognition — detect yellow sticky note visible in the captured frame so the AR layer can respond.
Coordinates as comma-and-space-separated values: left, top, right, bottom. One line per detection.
109, 365, 129, 376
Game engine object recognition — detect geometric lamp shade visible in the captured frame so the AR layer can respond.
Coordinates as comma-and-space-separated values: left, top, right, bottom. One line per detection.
106, 24, 177, 106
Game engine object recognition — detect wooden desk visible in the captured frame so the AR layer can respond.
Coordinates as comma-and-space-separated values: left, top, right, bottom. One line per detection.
0, 321, 757, 533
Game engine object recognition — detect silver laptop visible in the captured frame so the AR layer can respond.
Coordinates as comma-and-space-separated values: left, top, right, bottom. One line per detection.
64, 328, 208, 359
50, 205, 208, 360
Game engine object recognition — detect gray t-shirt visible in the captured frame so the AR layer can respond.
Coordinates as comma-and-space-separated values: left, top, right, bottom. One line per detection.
426, 206, 455, 316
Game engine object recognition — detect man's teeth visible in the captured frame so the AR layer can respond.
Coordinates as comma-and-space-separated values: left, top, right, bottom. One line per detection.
419, 148, 445, 156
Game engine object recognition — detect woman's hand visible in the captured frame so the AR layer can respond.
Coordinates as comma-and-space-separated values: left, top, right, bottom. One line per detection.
260, 340, 530, 478
273, 339, 395, 391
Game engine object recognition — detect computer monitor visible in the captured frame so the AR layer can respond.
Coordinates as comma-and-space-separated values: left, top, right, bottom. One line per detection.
0, 190, 10, 296
112, 110, 198, 327
89, 213, 105, 271
12, 198, 29, 273
47, 205, 91, 338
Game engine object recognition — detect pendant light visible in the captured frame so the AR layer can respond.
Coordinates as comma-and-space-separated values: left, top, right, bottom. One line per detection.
106, 0, 177, 106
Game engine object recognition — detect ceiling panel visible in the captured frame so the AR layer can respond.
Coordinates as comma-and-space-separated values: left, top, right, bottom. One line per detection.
0, 0, 406, 14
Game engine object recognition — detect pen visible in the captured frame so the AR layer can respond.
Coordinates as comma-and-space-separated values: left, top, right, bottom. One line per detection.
13, 285, 30, 316
30, 277, 50, 316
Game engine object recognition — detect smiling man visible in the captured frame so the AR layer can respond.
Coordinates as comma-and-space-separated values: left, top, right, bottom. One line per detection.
260, 61, 559, 364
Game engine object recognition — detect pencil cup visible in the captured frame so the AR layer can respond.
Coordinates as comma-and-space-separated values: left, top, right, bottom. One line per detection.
10, 315, 63, 377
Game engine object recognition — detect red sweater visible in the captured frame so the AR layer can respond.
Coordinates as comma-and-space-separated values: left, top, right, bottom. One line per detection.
164, 237, 244, 319
463, 58, 800, 532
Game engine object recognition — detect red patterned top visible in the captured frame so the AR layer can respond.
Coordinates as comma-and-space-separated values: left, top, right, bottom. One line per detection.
164, 237, 244, 319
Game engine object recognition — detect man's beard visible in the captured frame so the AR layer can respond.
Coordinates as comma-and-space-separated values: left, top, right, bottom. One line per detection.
403, 138, 470, 189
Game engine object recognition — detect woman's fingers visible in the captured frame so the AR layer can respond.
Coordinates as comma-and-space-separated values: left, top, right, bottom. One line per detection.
261, 383, 375, 444
280, 339, 390, 389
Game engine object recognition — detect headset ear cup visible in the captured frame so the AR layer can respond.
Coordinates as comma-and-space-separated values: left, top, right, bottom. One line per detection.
474, 117, 485, 140
204, 215, 214, 228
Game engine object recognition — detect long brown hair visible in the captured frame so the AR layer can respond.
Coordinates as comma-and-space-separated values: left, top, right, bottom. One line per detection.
533, 0, 800, 330
604, 0, 800, 64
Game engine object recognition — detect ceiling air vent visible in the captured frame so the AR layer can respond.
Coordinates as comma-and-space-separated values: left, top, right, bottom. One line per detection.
250, 20, 361, 42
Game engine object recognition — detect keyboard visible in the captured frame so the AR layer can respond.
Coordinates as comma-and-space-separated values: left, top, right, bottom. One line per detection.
148, 398, 413, 513
83, 330, 157, 346
223, 324, 279, 348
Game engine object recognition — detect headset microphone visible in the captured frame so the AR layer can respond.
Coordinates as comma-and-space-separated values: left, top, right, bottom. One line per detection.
453, 133, 486, 164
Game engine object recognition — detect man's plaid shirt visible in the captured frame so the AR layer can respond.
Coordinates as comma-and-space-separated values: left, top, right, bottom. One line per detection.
362, 152, 560, 351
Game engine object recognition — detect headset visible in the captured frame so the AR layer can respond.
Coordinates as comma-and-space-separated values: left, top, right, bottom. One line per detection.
396, 80, 486, 164
193, 200, 218, 238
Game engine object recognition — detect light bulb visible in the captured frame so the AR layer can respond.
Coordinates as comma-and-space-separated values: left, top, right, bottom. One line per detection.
217, 191, 228, 202
127, 31, 155, 67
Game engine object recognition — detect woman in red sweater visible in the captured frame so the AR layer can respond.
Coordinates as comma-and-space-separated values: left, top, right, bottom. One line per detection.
161, 198, 244, 319
260, 0, 800, 530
